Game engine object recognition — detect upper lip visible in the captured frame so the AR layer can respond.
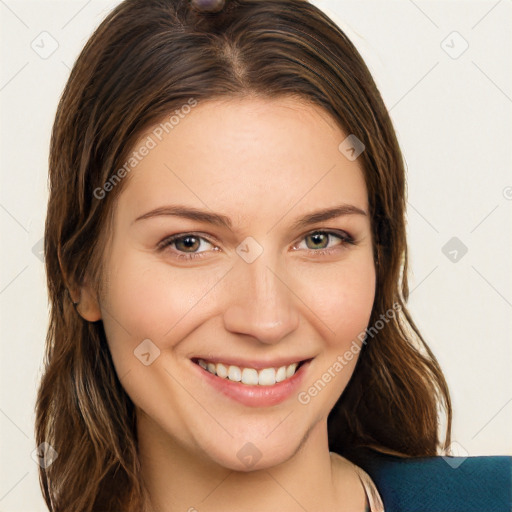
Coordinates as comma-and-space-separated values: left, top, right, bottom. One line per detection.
191, 356, 313, 371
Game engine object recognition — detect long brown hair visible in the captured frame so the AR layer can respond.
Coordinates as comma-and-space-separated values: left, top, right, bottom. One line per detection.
35, 0, 452, 510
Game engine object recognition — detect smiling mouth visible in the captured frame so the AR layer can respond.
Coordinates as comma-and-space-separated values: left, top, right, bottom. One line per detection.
191, 358, 311, 386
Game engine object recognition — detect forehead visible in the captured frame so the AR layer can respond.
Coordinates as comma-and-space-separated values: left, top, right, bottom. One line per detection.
117, 96, 368, 227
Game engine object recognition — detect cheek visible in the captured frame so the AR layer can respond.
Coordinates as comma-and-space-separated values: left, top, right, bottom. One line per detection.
101, 256, 167, 337
297, 255, 376, 347
99, 250, 227, 352
295, 258, 375, 410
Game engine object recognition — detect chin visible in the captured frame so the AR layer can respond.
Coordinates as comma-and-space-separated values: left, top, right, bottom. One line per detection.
193, 425, 309, 473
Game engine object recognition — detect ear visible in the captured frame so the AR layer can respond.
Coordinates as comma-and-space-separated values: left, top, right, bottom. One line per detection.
69, 278, 102, 322
59, 247, 102, 322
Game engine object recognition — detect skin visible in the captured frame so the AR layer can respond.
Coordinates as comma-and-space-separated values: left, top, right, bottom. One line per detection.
76, 96, 377, 512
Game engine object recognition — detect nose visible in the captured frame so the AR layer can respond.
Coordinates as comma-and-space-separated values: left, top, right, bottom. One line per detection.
222, 256, 300, 345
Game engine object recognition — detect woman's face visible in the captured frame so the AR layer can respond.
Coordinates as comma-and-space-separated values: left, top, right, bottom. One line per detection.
88, 96, 376, 470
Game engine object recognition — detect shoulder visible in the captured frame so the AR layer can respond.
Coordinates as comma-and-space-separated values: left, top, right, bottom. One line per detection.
344, 447, 512, 512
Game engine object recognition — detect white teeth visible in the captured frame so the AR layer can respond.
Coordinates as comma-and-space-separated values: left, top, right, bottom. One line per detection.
216, 363, 228, 378
241, 368, 259, 385
227, 365, 241, 382
286, 363, 298, 378
258, 368, 276, 386
275, 366, 287, 382
197, 359, 303, 386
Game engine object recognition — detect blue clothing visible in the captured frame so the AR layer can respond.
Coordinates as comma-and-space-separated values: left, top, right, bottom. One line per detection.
349, 447, 512, 512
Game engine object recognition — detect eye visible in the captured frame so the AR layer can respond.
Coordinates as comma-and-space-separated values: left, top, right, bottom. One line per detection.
157, 229, 356, 261
157, 233, 217, 260
292, 230, 355, 255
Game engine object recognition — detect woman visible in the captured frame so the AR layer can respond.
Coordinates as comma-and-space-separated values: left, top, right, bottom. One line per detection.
35, 0, 511, 511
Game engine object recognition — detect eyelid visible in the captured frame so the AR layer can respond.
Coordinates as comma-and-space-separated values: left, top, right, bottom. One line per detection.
157, 229, 356, 261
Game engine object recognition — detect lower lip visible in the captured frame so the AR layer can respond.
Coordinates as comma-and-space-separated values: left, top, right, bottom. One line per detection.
190, 359, 312, 407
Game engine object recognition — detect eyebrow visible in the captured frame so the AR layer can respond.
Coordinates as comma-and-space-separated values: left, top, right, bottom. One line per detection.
132, 203, 367, 230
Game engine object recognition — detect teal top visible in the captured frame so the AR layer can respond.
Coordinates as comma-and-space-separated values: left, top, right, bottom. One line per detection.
345, 447, 512, 512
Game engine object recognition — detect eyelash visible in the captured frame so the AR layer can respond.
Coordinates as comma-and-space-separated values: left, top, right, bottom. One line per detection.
157, 230, 357, 261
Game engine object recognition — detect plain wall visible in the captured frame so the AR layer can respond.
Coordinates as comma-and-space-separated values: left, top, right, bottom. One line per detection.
1, 0, 510, 510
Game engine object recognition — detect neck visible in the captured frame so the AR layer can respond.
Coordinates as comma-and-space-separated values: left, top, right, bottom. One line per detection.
137, 410, 367, 512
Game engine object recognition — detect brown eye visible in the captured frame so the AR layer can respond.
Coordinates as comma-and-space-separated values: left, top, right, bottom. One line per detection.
158, 233, 217, 260
174, 235, 201, 252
